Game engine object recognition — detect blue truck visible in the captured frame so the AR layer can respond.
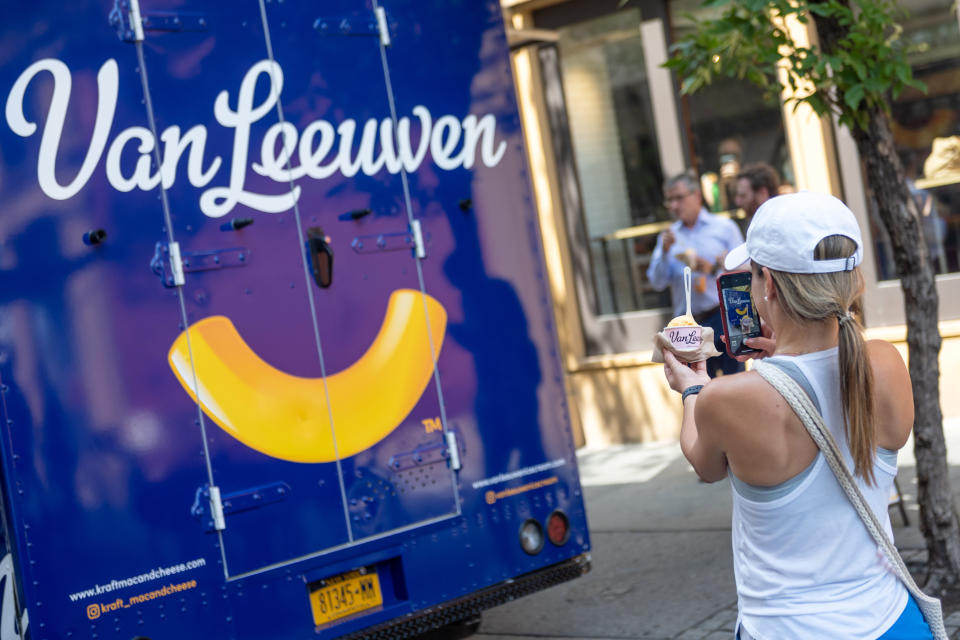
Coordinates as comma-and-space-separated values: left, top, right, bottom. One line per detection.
0, 0, 591, 638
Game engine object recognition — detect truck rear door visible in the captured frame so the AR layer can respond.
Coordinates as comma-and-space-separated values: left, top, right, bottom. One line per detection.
128, 0, 459, 579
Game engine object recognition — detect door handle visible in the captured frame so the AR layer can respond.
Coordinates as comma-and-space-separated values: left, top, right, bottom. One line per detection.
306, 227, 333, 289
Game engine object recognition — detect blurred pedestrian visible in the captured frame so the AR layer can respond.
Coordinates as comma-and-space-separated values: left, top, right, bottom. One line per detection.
661, 192, 933, 640
734, 162, 780, 218
647, 170, 744, 377
903, 151, 947, 273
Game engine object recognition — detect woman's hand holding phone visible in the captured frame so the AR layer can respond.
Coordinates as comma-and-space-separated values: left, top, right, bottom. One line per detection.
721, 320, 777, 362
717, 270, 766, 358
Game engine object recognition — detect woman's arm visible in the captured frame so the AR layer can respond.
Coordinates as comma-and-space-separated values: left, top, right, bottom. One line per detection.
867, 339, 914, 451
682, 391, 728, 482
662, 352, 727, 482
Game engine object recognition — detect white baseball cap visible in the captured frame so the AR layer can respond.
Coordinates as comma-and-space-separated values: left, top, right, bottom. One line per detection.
724, 191, 863, 273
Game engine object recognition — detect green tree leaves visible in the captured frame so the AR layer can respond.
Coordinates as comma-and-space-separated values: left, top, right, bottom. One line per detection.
663, 0, 926, 133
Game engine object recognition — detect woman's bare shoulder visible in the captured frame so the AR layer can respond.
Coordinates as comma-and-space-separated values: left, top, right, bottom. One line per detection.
866, 340, 911, 396
866, 339, 906, 369
696, 371, 783, 435
700, 369, 778, 398
696, 369, 805, 483
866, 339, 914, 448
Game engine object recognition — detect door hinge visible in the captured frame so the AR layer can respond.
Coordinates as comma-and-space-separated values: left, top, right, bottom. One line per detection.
388, 440, 447, 471
208, 486, 226, 532
445, 431, 462, 472
349, 228, 430, 256
190, 484, 226, 532
127, 0, 145, 42
191, 482, 290, 533
375, 7, 391, 47
167, 241, 186, 287
410, 219, 426, 259
314, 8, 393, 46
151, 242, 250, 288
387, 428, 461, 472
110, 0, 209, 42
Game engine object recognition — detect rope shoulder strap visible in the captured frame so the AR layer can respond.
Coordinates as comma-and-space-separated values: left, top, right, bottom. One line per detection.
753, 360, 946, 640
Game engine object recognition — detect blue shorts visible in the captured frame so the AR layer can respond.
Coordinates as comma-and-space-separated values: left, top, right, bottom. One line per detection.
736, 596, 933, 639
878, 595, 934, 640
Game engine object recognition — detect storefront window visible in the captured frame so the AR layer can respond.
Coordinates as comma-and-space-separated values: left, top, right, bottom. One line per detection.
557, 9, 670, 316
882, 2, 960, 280
670, 0, 795, 219
556, 4, 792, 318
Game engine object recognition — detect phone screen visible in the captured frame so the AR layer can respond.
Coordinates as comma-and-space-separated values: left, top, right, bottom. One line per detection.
718, 271, 762, 356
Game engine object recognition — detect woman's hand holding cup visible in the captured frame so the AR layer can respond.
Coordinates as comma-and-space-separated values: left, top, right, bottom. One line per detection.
662, 351, 710, 394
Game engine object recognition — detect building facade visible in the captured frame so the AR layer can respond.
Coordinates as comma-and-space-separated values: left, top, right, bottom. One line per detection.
500, 0, 960, 447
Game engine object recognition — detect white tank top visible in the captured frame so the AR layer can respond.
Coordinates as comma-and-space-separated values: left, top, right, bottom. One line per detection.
731, 347, 907, 640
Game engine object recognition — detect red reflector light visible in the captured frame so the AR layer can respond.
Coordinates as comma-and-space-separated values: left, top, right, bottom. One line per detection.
546, 510, 570, 546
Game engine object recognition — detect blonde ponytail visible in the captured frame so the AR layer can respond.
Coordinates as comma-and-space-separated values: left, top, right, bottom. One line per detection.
836, 309, 875, 485
760, 235, 876, 484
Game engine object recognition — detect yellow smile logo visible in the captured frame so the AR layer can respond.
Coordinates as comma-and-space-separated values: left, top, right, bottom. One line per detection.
167, 289, 446, 463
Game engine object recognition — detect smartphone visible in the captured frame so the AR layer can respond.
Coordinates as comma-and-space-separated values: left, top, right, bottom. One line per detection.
717, 271, 762, 358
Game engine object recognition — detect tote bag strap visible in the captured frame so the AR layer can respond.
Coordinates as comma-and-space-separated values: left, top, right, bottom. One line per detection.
753, 360, 947, 640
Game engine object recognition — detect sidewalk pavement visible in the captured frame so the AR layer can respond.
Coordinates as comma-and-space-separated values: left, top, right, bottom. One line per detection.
475, 419, 960, 639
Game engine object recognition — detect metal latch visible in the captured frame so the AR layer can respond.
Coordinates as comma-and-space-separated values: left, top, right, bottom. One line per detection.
314, 7, 393, 46
151, 242, 249, 288
110, 0, 209, 42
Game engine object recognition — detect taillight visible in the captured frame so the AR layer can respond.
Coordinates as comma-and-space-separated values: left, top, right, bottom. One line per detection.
518, 518, 544, 555
546, 510, 570, 546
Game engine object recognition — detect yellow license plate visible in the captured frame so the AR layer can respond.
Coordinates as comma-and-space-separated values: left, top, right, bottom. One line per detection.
309, 568, 383, 626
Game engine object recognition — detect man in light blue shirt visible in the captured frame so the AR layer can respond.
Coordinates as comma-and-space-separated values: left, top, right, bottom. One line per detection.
647, 170, 744, 376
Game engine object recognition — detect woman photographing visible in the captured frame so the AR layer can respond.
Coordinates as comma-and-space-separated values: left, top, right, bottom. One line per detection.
662, 192, 934, 639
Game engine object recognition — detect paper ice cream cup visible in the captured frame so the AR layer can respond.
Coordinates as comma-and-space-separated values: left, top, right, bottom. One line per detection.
664, 325, 702, 350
